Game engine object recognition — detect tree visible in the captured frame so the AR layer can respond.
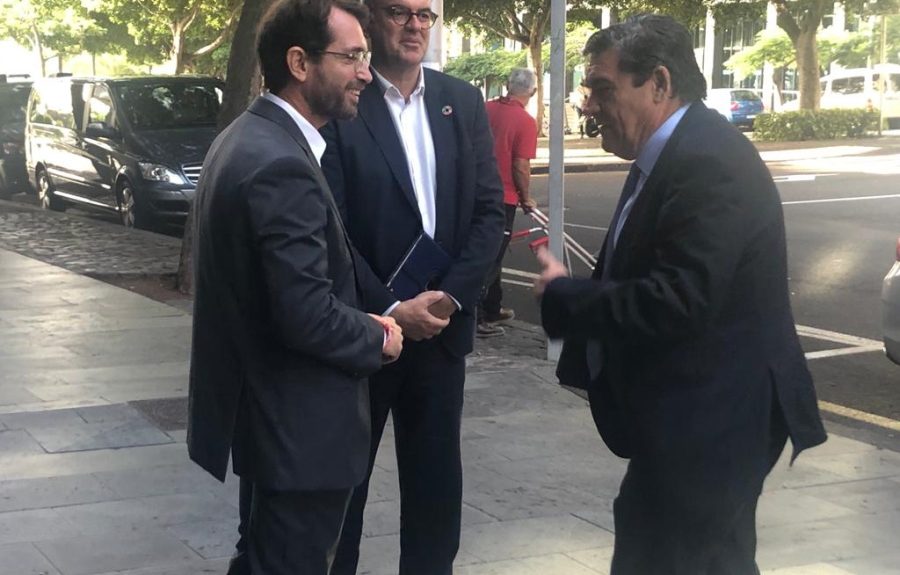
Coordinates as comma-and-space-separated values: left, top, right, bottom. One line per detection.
443, 49, 525, 95
176, 0, 274, 294
98, 0, 241, 73
444, 0, 557, 133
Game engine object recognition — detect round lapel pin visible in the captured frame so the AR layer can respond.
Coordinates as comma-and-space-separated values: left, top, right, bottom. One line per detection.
441, 105, 453, 116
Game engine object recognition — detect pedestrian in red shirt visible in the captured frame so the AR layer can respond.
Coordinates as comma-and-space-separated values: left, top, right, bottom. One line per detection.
478, 68, 538, 337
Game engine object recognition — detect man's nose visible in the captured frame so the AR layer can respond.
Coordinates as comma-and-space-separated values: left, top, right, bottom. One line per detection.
358, 65, 373, 84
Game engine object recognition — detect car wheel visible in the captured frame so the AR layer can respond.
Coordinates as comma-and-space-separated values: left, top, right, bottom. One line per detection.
37, 169, 65, 211
118, 180, 150, 229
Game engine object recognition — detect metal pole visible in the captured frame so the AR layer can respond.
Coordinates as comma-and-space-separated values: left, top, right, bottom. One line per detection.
879, 14, 887, 135
424, 0, 444, 70
547, 0, 566, 361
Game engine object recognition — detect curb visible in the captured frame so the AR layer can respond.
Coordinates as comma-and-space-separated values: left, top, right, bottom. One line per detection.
531, 161, 631, 175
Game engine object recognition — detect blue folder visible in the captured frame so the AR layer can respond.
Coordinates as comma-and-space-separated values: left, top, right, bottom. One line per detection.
386, 232, 451, 301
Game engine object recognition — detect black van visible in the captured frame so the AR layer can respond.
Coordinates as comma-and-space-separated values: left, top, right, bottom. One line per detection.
25, 75, 223, 228
0, 75, 32, 199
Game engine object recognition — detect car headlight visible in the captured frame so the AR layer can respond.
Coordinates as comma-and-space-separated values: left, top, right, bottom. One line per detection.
138, 162, 187, 184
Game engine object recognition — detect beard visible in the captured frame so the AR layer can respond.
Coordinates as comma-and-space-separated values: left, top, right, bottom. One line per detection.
307, 78, 363, 121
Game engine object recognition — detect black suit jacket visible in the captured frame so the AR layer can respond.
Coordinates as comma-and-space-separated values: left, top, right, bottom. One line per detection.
188, 97, 384, 491
542, 103, 826, 477
321, 68, 505, 357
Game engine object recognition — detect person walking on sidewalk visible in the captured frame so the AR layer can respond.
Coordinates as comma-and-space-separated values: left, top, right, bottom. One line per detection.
320, 0, 505, 571
534, 15, 826, 574
477, 67, 539, 338
187, 1, 403, 573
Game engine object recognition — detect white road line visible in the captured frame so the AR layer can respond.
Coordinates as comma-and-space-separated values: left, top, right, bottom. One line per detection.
819, 401, 900, 432
783, 193, 900, 205
565, 222, 608, 231
804, 345, 885, 360
795, 325, 882, 347
502, 268, 540, 279
501, 278, 533, 288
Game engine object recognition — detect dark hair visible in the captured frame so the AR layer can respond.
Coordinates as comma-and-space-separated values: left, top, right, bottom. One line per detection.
257, 0, 370, 94
583, 14, 706, 102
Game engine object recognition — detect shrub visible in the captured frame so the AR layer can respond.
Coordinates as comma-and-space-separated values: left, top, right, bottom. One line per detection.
753, 108, 878, 141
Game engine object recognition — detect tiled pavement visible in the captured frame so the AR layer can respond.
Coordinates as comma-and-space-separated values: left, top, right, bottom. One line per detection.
2, 246, 900, 574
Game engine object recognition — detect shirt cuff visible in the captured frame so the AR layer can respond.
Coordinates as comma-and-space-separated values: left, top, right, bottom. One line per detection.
383, 301, 401, 316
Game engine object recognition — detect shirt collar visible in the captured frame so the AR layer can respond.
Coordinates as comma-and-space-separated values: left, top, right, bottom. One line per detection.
635, 103, 690, 177
262, 92, 327, 165
372, 66, 426, 100
496, 96, 525, 109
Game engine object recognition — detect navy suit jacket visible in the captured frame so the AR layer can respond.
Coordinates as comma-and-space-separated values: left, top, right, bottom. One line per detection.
188, 97, 384, 490
321, 68, 505, 357
542, 103, 826, 489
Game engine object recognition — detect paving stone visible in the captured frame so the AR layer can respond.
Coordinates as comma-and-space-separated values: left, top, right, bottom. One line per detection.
91, 557, 229, 575
0, 429, 46, 455
26, 418, 174, 453
795, 477, 900, 515
0, 541, 62, 575
458, 553, 604, 575
164, 518, 239, 560
0, 508, 84, 544
0, 474, 115, 513
565, 546, 614, 575
460, 514, 614, 562
93, 463, 222, 500
0, 408, 86, 430
35, 529, 197, 575
0, 443, 189, 482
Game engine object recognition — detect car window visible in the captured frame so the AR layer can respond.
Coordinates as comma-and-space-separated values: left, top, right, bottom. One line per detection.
874, 73, 900, 93
731, 90, 761, 101
87, 85, 115, 128
0, 84, 31, 125
115, 82, 222, 130
832, 77, 865, 95
29, 83, 77, 130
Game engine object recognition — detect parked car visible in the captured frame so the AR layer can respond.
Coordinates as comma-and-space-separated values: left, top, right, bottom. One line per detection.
704, 88, 765, 130
25, 75, 223, 229
0, 75, 32, 199
782, 65, 900, 128
883, 236, 900, 365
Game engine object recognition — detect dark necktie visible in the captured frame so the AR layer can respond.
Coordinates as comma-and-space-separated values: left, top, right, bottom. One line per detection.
587, 163, 641, 381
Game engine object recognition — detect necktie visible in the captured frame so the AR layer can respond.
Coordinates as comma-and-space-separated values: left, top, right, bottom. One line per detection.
587, 163, 641, 382
600, 163, 641, 281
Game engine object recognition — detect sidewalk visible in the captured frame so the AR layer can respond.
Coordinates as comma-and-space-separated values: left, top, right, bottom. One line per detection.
530, 132, 900, 174
2, 214, 900, 573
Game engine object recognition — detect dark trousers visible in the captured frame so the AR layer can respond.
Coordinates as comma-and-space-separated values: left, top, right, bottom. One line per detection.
479, 204, 517, 317
227, 478, 351, 575
610, 400, 789, 575
332, 340, 466, 575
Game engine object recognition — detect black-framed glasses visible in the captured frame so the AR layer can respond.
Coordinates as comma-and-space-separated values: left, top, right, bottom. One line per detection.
318, 50, 372, 69
383, 5, 439, 29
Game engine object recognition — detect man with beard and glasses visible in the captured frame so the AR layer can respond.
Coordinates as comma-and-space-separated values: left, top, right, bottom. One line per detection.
188, 0, 404, 573
320, 0, 505, 572
534, 15, 826, 574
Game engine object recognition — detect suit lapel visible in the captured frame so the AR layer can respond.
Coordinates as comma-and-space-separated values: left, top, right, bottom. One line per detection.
356, 81, 420, 219
424, 70, 458, 246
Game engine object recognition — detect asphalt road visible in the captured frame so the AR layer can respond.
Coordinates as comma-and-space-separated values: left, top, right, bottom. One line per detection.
498, 152, 900, 424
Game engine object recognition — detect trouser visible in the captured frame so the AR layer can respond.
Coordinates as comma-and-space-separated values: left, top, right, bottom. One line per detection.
480, 204, 517, 318
332, 339, 466, 575
610, 398, 789, 575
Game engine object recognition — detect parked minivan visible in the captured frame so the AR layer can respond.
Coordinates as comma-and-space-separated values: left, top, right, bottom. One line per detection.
782, 64, 900, 128
25, 75, 223, 228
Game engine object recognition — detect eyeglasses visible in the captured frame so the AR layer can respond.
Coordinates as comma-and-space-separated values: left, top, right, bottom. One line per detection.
383, 6, 439, 29
318, 50, 372, 69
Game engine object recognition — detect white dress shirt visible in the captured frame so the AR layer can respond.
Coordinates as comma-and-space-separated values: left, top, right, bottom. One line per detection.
372, 67, 438, 238
262, 92, 327, 166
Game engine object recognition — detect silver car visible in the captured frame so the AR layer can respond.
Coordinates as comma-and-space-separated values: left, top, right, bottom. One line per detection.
883, 236, 900, 364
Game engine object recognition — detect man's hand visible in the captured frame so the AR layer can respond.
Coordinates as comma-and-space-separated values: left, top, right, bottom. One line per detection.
368, 314, 404, 364
533, 247, 569, 298
427, 292, 458, 320
519, 197, 537, 213
389, 290, 451, 340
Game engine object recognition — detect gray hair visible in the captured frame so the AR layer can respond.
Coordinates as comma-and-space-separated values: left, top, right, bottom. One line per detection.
507, 68, 537, 97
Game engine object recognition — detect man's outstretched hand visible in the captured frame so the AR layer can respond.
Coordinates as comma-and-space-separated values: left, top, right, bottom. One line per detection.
533, 246, 569, 298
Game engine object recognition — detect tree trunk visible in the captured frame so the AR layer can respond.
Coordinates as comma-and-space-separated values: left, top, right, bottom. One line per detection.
176, 0, 273, 295
172, 21, 187, 75
529, 41, 544, 136
795, 27, 820, 110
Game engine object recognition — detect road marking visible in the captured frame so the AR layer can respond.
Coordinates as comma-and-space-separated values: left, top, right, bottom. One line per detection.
796, 325, 882, 347
502, 268, 540, 279
783, 193, 900, 205
501, 278, 533, 288
819, 400, 900, 432
565, 222, 608, 231
773, 174, 837, 183
805, 345, 885, 359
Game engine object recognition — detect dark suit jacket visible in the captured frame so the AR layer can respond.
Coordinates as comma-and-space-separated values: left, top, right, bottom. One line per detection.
321, 68, 505, 357
188, 97, 384, 491
542, 103, 826, 485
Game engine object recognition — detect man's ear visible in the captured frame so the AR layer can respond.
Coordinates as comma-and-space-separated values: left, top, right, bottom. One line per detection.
286, 46, 310, 83
652, 66, 673, 102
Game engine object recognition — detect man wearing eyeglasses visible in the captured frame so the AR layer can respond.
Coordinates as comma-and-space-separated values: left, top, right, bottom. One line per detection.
188, 1, 405, 574
321, 0, 504, 573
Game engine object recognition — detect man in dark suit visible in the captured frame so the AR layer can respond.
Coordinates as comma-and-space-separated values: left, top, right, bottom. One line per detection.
534, 15, 827, 575
188, 1, 403, 573
321, 0, 505, 572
